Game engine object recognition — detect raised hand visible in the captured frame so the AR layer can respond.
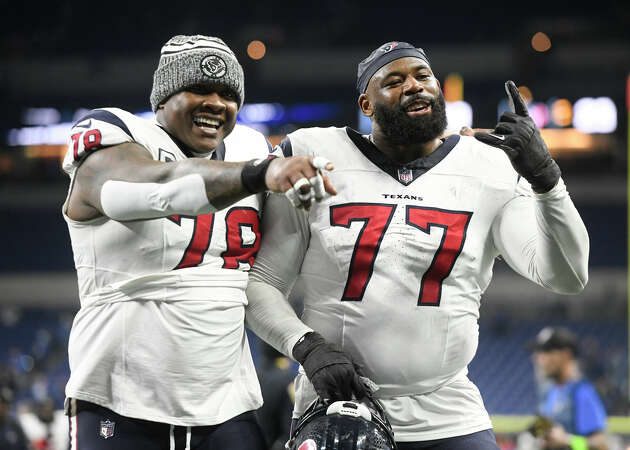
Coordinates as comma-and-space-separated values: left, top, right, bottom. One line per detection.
474, 81, 561, 193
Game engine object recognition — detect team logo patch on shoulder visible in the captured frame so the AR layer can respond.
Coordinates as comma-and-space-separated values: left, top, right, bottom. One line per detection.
397, 168, 414, 185
159, 148, 176, 163
75, 119, 92, 129
201, 55, 227, 78
99, 420, 115, 439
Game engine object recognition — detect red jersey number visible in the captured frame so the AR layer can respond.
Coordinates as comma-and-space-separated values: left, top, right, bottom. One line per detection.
221, 207, 261, 269
170, 214, 215, 269
169, 207, 260, 270
330, 203, 396, 301
330, 203, 472, 306
71, 129, 103, 161
406, 206, 473, 306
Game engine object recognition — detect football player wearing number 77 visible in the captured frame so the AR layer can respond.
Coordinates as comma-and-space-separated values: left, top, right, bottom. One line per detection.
61, 35, 335, 450
245, 41, 589, 449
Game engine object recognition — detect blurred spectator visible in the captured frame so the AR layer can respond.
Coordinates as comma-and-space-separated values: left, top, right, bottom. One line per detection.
255, 340, 296, 450
2, 306, 629, 448
528, 327, 609, 450
0, 381, 30, 450
18, 397, 68, 450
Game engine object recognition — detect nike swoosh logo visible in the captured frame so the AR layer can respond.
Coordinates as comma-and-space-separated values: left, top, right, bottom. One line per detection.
488, 133, 505, 141
75, 119, 92, 129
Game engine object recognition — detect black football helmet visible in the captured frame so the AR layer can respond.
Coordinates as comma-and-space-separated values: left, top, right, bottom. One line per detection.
286, 396, 397, 450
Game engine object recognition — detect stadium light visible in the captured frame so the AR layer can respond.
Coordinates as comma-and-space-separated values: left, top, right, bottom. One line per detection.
247, 40, 266, 60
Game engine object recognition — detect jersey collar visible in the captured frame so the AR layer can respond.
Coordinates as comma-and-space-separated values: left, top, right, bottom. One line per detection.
345, 127, 459, 186
157, 124, 226, 161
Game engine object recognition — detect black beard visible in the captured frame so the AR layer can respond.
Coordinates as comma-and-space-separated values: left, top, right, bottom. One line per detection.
373, 92, 447, 146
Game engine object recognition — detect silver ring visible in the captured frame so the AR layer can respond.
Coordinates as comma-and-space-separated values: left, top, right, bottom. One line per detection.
293, 177, 311, 193
311, 156, 331, 171
284, 187, 302, 208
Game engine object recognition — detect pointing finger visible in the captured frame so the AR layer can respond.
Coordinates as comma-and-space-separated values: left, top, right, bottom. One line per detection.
321, 173, 337, 196
505, 80, 529, 117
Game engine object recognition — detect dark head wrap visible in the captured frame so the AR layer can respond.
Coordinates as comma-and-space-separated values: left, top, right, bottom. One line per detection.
357, 41, 430, 93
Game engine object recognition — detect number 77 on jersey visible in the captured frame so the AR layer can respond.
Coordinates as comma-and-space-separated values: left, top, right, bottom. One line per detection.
330, 203, 472, 306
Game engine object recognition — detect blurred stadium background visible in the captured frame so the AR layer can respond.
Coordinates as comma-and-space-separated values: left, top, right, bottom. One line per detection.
1, 1, 628, 448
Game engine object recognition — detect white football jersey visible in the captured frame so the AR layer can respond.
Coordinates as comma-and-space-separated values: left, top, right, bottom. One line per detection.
62, 108, 272, 425
249, 126, 588, 441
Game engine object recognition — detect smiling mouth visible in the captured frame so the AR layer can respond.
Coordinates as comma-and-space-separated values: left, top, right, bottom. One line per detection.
405, 99, 431, 113
192, 115, 223, 131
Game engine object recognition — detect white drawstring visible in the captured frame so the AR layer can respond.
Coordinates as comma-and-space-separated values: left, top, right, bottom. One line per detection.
169, 424, 175, 450
185, 426, 192, 450
69, 399, 78, 450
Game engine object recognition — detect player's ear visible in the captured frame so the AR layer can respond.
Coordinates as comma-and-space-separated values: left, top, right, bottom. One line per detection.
358, 93, 373, 118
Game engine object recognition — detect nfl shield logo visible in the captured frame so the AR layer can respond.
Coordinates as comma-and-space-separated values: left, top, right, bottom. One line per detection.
398, 168, 413, 185
100, 420, 115, 439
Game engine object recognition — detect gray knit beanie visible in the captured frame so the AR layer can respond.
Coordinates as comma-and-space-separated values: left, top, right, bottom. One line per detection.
150, 35, 245, 112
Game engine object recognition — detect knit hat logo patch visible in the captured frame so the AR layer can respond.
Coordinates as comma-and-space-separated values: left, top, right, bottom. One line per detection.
201, 55, 227, 79
382, 42, 399, 53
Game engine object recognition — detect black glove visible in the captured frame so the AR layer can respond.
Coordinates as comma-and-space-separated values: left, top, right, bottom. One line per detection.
475, 80, 561, 193
292, 331, 367, 401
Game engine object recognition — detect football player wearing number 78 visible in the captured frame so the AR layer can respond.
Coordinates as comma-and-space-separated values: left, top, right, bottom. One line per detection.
61, 35, 335, 450
245, 41, 589, 449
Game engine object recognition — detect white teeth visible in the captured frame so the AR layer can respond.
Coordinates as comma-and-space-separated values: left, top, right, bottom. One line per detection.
194, 116, 221, 128
407, 101, 429, 112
